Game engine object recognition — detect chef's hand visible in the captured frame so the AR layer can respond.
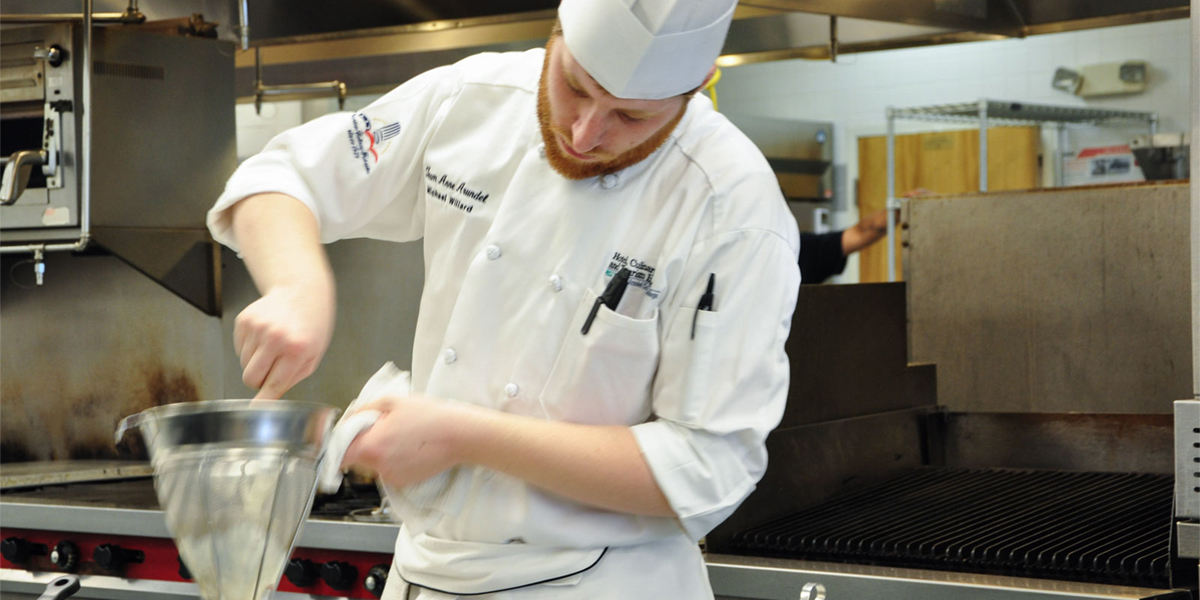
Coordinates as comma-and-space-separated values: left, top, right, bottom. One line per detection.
341, 395, 473, 488
234, 283, 335, 400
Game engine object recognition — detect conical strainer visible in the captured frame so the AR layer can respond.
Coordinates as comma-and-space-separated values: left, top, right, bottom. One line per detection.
116, 400, 339, 600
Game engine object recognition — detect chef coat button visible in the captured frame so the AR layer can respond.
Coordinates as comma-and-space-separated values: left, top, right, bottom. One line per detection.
537, 144, 546, 159
443, 348, 457, 364
485, 244, 502, 260
504, 383, 520, 398
548, 274, 563, 292
600, 173, 619, 190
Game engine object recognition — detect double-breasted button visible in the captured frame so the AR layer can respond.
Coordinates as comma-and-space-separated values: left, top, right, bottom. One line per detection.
548, 275, 563, 292
443, 348, 457, 364
504, 383, 520, 398
600, 173, 620, 190
485, 245, 502, 260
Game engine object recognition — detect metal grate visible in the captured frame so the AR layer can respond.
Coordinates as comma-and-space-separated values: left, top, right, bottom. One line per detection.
890, 100, 1156, 127
94, 60, 164, 81
731, 468, 1175, 588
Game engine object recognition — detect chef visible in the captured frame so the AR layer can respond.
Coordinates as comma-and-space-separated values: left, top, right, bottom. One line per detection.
208, 0, 800, 597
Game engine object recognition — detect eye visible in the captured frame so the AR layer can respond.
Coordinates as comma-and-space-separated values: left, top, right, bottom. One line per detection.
617, 111, 648, 123
566, 82, 588, 98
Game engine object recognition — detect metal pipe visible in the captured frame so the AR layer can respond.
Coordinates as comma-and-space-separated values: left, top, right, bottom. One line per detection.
978, 98, 988, 192
0, 241, 86, 254
829, 16, 838, 63
254, 47, 348, 112
238, 0, 250, 51
886, 107, 896, 282
1191, 0, 1199, 400
1055, 123, 1066, 186
0, 13, 132, 23
78, 0, 92, 253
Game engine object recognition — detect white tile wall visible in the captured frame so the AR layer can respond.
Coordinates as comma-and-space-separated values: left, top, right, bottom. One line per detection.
716, 18, 1193, 282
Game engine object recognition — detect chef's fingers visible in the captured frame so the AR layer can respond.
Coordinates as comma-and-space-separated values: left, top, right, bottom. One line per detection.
237, 332, 257, 372
242, 347, 276, 394
233, 316, 259, 371
255, 355, 316, 400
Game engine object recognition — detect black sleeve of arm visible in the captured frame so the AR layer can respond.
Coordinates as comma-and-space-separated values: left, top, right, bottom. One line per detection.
798, 231, 848, 285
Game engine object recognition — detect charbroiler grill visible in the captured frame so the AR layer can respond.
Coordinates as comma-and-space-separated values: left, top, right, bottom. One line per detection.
731, 468, 1174, 588
704, 283, 1198, 600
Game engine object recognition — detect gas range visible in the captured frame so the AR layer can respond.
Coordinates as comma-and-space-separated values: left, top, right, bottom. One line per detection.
0, 473, 398, 599
3, 463, 1193, 600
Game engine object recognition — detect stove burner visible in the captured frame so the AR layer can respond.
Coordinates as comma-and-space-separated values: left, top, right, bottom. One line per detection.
310, 483, 385, 520
729, 467, 1174, 589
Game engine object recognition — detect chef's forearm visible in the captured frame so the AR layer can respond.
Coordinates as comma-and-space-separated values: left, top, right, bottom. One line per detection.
453, 409, 676, 518
230, 193, 334, 296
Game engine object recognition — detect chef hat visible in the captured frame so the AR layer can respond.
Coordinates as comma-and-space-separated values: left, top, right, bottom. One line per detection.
558, 0, 736, 100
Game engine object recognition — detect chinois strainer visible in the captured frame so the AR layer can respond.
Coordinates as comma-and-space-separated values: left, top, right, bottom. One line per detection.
116, 400, 339, 600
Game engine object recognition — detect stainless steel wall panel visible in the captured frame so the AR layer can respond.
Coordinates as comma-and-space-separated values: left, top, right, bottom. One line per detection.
0, 253, 225, 462
942, 412, 1175, 474
1192, 0, 1199, 401
0, 237, 425, 462
904, 183, 1192, 414
1175, 400, 1200, 519
783, 283, 937, 427
87, 27, 235, 230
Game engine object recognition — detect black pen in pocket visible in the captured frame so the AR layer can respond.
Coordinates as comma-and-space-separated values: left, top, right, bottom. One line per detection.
691, 273, 715, 340
582, 267, 631, 335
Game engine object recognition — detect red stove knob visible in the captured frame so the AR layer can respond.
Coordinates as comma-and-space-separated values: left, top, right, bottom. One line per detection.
320, 561, 357, 591
93, 544, 144, 572
1, 537, 47, 564
364, 564, 389, 598
50, 541, 80, 571
285, 558, 319, 587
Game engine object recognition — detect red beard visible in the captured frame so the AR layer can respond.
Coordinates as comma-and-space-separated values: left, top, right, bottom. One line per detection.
535, 42, 686, 181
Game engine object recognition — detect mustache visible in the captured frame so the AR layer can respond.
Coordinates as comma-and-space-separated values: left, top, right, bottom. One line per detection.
550, 128, 611, 161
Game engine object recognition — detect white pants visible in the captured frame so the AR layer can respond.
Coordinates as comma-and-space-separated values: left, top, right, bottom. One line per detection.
385, 535, 713, 600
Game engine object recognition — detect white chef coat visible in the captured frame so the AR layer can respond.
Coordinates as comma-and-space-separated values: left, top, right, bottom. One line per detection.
209, 48, 800, 599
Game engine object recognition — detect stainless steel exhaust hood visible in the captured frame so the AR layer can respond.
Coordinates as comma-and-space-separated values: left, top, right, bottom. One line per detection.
220, 0, 1187, 100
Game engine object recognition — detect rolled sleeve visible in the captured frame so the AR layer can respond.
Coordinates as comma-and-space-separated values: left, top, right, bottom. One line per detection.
635, 228, 800, 541
631, 420, 762, 540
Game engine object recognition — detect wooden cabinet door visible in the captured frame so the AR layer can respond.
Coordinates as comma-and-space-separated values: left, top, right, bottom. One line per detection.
857, 127, 1040, 283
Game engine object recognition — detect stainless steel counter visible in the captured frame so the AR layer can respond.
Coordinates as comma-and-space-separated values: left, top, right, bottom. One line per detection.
706, 554, 1190, 600
2, 498, 1188, 600
0, 497, 400, 554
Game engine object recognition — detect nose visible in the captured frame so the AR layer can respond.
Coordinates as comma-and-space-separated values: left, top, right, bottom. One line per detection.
570, 105, 607, 154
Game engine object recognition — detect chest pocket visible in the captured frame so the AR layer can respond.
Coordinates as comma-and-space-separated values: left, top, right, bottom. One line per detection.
538, 288, 660, 426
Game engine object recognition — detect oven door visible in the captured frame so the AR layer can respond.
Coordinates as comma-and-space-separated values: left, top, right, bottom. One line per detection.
0, 23, 81, 244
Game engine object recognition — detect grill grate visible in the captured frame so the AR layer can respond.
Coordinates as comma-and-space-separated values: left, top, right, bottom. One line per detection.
730, 468, 1175, 588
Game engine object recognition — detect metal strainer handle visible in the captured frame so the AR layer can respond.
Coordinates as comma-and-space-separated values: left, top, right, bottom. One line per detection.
114, 413, 142, 446
37, 575, 80, 599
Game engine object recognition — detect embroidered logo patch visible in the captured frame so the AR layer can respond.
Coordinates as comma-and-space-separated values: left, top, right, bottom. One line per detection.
606, 251, 661, 299
347, 113, 401, 174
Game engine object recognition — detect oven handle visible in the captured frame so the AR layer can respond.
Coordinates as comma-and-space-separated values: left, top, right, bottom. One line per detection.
0, 149, 49, 205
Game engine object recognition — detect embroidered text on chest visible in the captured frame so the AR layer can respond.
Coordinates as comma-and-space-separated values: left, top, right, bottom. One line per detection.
424, 166, 491, 214
607, 251, 661, 299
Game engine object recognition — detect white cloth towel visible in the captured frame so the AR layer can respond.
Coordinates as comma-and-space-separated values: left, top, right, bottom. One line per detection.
316, 363, 461, 528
